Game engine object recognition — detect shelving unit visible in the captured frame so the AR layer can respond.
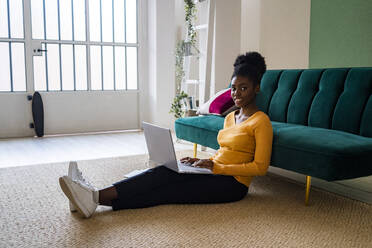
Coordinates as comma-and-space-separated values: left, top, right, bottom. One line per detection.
181, 0, 215, 115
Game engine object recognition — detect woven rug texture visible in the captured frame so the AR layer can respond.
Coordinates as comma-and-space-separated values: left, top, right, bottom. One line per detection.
0, 150, 371, 248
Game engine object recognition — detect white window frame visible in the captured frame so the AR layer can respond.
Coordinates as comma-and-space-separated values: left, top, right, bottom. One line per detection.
1, 0, 140, 93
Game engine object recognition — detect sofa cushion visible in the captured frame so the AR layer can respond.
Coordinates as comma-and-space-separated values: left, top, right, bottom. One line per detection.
271, 121, 300, 138
360, 96, 372, 137
271, 125, 372, 181
268, 70, 303, 122
287, 69, 323, 125
332, 68, 372, 135
175, 115, 224, 150
308, 68, 349, 129
256, 70, 282, 113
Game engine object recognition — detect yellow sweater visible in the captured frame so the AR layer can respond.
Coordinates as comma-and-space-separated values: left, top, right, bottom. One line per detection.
211, 110, 273, 187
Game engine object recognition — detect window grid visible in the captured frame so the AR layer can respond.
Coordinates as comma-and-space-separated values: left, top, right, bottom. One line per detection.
57, 0, 63, 91
85, 0, 91, 91
3, 1, 12, 91
6, 0, 11, 37
112, 0, 116, 91
8, 43, 14, 92
71, 0, 76, 91
0, 0, 26, 93
0, 0, 138, 93
42, 0, 49, 91
100, 0, 104, 90
124, 0, 128, 90
34, 0, 138, 92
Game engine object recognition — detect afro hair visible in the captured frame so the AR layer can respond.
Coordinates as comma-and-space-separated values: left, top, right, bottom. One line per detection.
232, 52, 267, 86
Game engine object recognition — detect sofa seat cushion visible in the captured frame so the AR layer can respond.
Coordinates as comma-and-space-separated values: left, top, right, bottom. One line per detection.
271, 125, 372, 181
175, 115, 225, 150
271, 121, 301, 136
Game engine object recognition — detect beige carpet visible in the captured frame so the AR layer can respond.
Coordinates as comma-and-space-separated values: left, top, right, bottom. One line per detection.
0, 150, 371, 248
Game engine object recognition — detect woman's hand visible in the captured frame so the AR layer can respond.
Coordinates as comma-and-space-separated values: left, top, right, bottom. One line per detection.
180, 157, 200, 164
193, 159, 214, 171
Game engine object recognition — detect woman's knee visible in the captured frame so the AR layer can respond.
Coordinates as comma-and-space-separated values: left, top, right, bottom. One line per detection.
230, 185, 248, 201
237, 188, 248, 200
147, 165, 172, 175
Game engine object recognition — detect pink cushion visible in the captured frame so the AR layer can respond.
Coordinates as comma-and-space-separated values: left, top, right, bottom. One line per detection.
209, 89, 234, 114
197, 88, 236, 116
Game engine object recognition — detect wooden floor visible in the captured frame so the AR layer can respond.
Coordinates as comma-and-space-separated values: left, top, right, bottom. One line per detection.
0, 131, 371, 204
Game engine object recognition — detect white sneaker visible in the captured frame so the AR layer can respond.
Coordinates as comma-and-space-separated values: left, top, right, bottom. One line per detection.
68, 161, 79, 212
68, 161, 97, 212
59, 176, 98, 218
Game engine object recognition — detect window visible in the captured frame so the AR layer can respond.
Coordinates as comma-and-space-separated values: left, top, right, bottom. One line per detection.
0, 0, 138, 92
0, 0, 26, 92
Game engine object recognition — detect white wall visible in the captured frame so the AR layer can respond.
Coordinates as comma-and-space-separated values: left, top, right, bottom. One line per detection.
241, 0, 261, 52
175, 0, 186, 41
146, 0, 176, 130
241, 0, 311, 69
138, 0, 149, 128
212, 0, 241, 93
0, 94, 34, 138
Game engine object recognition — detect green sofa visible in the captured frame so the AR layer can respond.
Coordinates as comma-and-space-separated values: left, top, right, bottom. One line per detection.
175, 67, 372, 204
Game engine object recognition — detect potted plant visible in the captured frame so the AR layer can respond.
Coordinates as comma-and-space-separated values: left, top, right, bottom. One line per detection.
184, 0, 197, 56
170, 91, 188, 119
170, 0, 199, 119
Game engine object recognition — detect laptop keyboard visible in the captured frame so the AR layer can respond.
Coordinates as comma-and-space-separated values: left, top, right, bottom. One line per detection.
177, 160, 212, 173
179, 161, 194, 167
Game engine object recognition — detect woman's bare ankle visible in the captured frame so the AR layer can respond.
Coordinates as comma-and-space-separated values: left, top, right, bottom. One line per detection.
98, 186, 118, 206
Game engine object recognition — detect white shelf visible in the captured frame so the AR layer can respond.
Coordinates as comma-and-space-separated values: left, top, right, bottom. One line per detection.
185, 80, 200, 85
184, 80, 205, 85
195, 24, 208, 30
193, 0, 207, 4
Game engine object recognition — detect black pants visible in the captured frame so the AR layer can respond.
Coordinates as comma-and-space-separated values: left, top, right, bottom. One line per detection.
111, 165, 248, 210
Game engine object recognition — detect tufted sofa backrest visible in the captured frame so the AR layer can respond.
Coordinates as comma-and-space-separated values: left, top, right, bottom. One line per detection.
255, 68, 372, 137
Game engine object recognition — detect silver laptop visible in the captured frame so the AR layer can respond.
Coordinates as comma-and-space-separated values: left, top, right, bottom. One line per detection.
142, 122, 213, 174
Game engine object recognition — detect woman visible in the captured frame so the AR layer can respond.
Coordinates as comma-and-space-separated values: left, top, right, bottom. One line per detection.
59, 52, 273, 218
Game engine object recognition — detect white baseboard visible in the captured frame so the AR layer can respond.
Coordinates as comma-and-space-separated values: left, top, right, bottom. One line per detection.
268, 166, 372, 204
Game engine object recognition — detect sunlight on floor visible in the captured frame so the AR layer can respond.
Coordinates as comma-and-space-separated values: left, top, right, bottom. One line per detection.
0, 131, 215, 168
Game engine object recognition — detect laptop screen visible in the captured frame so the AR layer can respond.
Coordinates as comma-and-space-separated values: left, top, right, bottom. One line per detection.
142, 122, 177, 165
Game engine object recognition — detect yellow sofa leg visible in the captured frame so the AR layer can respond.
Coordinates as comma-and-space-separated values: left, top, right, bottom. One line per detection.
305, 176, 311, 206
193, 143, 197, 158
